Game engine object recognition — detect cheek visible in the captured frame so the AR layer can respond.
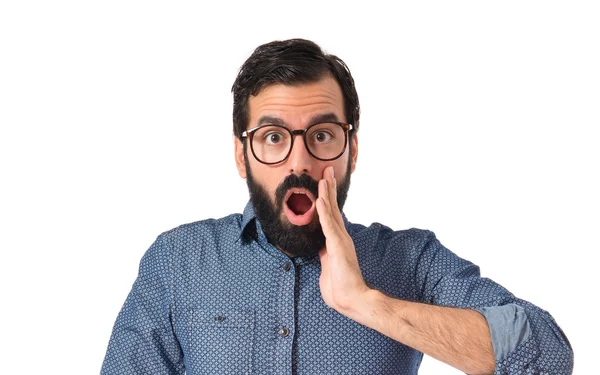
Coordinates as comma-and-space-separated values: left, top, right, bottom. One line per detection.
336, 163, 348, 180
324, 158, 350, 180
250, 162, 285, 197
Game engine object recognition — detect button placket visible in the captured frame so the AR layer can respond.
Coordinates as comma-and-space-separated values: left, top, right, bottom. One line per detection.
279, 262, 292, 339
273, 258, 296, 374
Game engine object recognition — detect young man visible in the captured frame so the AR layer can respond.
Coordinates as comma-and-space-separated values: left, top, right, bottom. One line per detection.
101, 39, 573, 375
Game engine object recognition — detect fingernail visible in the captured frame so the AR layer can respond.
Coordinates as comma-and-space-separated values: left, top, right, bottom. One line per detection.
330, 166, 335, 179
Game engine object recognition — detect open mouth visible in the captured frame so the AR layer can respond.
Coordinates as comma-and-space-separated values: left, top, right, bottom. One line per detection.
283, 189, 316, 226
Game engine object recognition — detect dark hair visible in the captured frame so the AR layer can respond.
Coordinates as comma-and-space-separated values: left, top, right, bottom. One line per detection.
231, 39, 360, 140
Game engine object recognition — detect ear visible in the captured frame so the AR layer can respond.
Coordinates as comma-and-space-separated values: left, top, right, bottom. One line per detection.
234, 137, 247, 179
350, 134, 358, 173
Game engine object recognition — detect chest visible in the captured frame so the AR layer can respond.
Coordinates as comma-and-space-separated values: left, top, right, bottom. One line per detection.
170, 247, 421, 374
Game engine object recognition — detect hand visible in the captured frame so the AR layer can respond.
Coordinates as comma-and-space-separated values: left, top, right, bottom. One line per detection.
316, 166, 371, 315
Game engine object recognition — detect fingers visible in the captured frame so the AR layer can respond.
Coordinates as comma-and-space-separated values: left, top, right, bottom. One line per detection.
318, 177, 330, 212
317, 179, 338, 235
323, 166, 344, 225
317, 166, 350, 249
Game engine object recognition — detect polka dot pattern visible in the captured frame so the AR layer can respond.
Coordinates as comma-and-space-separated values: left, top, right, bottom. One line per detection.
101, 202, 573, 374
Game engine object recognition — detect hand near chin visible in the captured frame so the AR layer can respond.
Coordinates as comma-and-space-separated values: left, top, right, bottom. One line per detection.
316, 166, 371, 316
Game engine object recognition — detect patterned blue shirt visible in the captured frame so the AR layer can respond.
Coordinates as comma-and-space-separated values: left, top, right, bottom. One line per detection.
101, 202, 573, 374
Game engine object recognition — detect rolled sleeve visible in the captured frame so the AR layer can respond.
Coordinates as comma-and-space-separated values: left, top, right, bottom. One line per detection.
489, 299, 573, 375
474, 304, 532, 362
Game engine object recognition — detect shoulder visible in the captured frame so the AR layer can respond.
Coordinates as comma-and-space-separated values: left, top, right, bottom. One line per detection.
347, 220, 439, 255
155, 212, 244, 248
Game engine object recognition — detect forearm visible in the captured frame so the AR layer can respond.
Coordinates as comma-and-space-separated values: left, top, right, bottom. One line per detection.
346, 289, 495, 375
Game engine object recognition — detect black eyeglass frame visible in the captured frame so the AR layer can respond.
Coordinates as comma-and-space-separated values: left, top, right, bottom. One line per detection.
241, 121, 354, 165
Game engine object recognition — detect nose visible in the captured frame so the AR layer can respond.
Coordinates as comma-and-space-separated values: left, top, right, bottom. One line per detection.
287, 135, 313, 175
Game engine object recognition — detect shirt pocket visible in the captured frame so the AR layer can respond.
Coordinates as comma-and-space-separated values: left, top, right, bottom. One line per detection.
187, 308, 255, 375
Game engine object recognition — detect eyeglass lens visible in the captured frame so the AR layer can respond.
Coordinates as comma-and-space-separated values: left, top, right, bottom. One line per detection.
251, 123, 346, 164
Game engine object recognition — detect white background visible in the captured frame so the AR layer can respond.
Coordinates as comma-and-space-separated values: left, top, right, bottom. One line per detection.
1, 1, 598, 374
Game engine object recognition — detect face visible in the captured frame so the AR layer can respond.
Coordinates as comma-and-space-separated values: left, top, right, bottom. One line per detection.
234, 75, 359, 257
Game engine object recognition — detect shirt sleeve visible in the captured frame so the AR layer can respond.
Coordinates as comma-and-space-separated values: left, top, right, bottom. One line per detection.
473, 304, 532, 362
415, 230, 573, 375
101, 233, 184, 375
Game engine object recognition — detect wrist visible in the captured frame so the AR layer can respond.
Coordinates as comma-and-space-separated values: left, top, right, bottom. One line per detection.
349, 289, 411, 337
343, 288, 386, 327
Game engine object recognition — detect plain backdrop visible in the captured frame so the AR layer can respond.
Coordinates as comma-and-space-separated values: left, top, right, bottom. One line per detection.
1, 1, 598, 374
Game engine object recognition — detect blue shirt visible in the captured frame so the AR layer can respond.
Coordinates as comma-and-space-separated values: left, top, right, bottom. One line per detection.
101, 202, 573, 374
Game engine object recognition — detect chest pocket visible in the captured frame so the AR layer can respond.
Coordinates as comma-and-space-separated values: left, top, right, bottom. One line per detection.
187, 308, 255, 375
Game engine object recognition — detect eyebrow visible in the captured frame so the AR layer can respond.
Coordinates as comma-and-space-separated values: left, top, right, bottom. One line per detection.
256, 112, 341, 128
309, 112, 340, 124
257, 116, 286, 126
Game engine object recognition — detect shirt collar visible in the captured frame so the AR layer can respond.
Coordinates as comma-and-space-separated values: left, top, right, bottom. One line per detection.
240, 200, 257, 237
239, 200, 353, 265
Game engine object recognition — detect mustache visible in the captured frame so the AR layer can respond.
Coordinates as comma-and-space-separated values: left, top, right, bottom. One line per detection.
274, 173, 319, 208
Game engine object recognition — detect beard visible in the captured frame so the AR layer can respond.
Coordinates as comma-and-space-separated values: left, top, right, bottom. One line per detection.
245, 150, 352, 258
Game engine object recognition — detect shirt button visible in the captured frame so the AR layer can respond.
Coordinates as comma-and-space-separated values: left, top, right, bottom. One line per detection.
279, 327, 289, 337
283, 262, 291, 271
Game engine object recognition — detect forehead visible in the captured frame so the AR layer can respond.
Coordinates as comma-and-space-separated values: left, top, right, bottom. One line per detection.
247, 75, 345, 128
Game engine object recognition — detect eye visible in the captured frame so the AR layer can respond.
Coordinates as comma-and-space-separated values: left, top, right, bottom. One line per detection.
263, 131, 286, 145
312, 130, 333, 143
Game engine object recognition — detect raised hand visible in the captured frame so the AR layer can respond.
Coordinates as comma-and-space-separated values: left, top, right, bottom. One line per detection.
316, 166, 371, 315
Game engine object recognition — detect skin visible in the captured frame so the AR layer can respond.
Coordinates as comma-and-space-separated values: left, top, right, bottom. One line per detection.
234, 75, 495, 375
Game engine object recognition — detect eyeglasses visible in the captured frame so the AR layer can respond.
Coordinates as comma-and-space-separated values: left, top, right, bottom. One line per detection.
241, 121, 353, 165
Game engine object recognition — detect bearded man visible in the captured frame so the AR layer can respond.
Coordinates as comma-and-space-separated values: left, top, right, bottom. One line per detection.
101, 39, 573, 375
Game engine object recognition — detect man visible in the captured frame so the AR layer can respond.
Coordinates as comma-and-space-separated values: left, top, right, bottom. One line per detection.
101, 39, 573, 374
